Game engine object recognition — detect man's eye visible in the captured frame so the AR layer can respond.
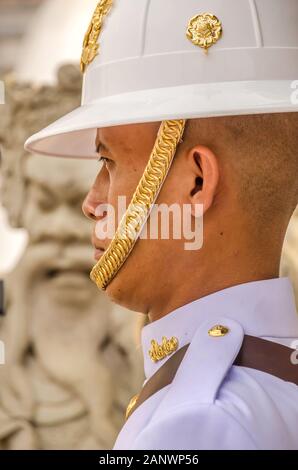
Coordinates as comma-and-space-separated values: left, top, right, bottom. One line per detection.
98, 156, 110, 165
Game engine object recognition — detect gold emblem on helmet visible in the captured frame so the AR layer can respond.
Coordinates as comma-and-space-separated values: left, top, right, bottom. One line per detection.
186, 13, 222, 52
80, 0, 113, 73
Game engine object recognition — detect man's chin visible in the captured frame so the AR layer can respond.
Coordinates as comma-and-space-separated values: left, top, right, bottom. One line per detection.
104, 271, 145, 314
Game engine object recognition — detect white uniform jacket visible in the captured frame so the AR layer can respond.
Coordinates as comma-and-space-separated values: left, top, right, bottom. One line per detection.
114, 278, 298, 450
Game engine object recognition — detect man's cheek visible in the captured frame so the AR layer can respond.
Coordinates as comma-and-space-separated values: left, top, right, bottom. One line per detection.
101, 184, 124, 240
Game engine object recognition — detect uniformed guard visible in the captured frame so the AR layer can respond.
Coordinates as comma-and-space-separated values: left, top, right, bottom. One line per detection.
25, 0, 298, 449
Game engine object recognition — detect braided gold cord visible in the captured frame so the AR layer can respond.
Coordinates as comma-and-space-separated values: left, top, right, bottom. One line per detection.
81, 0, 114, 73
90, 120, 186, 290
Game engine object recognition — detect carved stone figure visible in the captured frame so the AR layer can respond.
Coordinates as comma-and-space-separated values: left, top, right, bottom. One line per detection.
0, 66, 143, 450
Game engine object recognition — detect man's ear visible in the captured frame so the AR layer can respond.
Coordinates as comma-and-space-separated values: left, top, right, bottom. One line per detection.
187, 145, 219, 216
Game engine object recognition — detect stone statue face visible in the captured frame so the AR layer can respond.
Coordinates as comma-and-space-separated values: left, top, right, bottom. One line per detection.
0, 70, 143, 451
22, 154, 100, 307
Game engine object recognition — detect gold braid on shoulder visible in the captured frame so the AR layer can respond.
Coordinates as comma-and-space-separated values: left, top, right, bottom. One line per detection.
90, 119, 186, 290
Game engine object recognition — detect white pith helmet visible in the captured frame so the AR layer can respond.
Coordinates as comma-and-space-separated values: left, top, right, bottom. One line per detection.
25, 0, 298, 159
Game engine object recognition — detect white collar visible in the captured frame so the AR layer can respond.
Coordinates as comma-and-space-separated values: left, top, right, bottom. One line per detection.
141, 277, 298, 380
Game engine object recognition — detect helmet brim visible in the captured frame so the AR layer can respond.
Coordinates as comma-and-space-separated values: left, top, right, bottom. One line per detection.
25, 80, 298, 159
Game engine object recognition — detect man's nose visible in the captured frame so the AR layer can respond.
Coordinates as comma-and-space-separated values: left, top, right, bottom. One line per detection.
83, 189, 109, 223
83, 169, 109, 221
82, 191, 100, 221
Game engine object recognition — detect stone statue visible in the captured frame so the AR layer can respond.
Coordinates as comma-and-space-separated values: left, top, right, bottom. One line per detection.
0, 66, 143, 449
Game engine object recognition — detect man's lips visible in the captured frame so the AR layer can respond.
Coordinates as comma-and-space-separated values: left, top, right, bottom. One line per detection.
94, 247, 105, 261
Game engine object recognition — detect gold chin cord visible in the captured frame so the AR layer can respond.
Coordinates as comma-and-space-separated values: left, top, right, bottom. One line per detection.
90, 119, 186, 291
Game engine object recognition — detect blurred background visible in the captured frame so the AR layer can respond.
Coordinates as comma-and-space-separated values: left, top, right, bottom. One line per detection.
0, 0, 297, 450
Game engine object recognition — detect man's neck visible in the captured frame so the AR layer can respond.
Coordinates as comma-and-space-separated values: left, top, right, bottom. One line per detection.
148, 269, 280, 323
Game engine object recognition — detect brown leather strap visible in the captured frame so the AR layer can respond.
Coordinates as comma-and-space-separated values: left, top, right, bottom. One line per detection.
127, 336, 298, 420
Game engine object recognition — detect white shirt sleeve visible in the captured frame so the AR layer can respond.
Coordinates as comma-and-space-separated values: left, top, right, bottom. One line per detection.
132, 403, 257, 450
